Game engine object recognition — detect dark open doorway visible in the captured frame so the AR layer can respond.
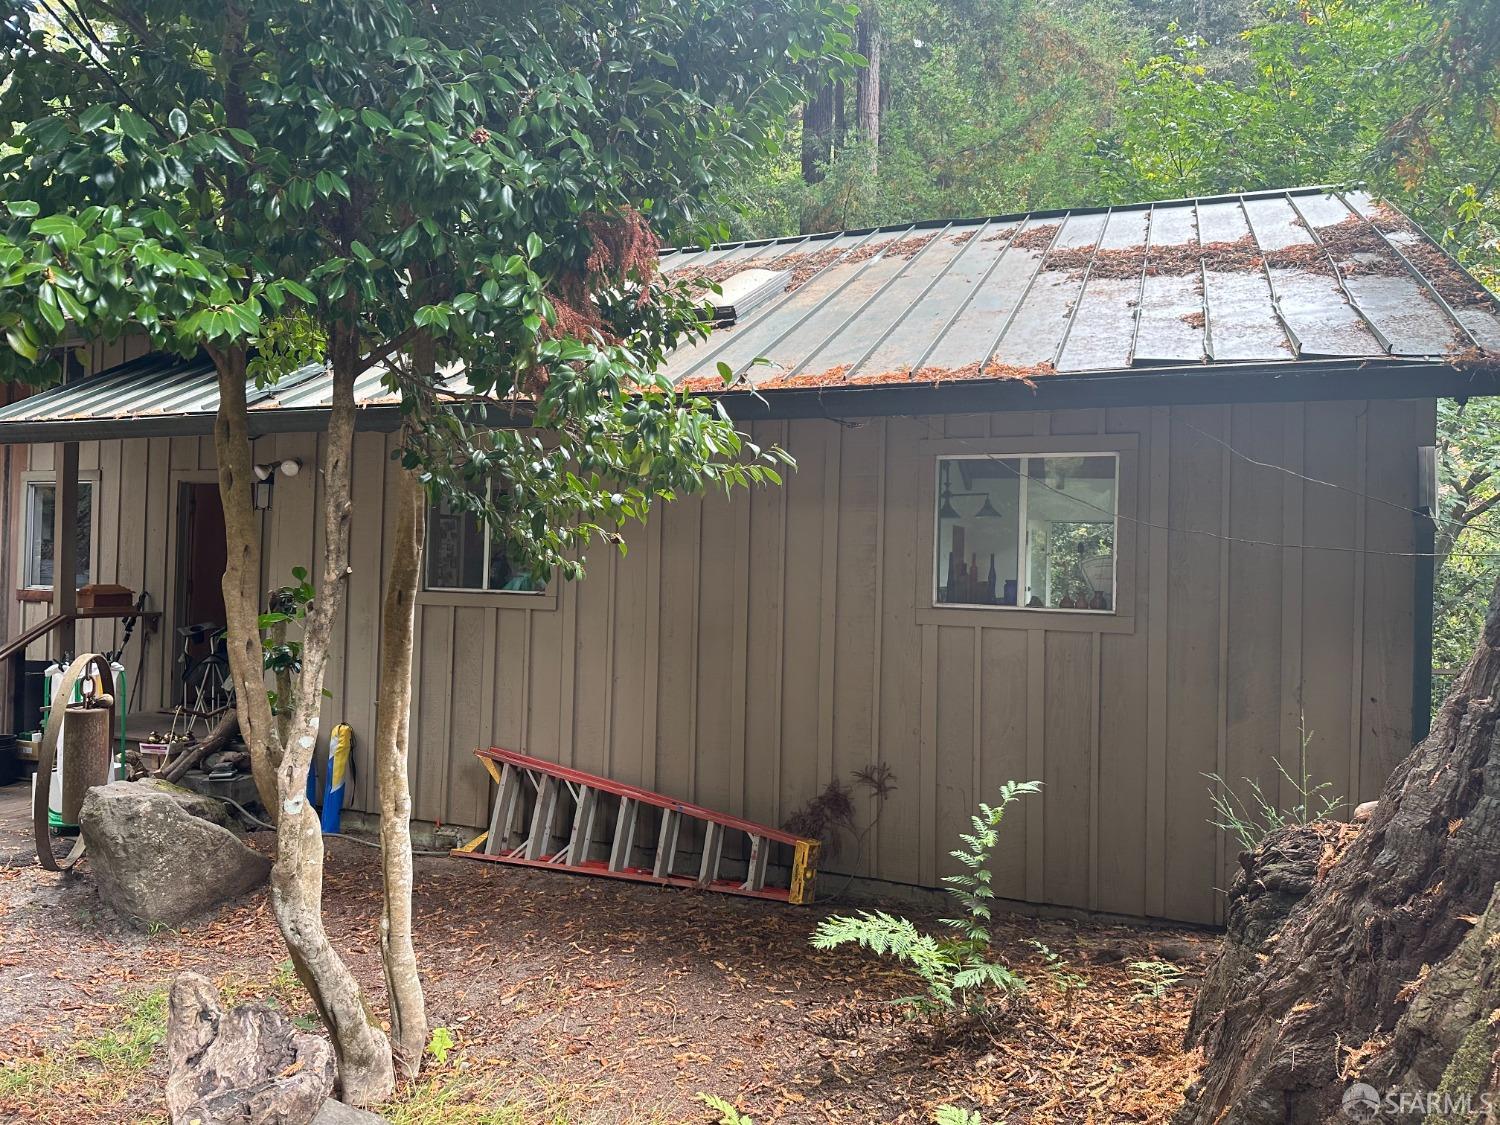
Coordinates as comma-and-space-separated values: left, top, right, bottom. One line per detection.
174, 481, 227, 704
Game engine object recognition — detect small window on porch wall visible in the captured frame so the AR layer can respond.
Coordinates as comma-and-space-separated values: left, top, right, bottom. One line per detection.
425, 482, 541, 594
934, 454, 1118, 611
25, 481, 93, 588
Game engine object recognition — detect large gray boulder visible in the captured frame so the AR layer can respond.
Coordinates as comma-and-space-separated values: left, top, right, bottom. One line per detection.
79, 781, 270, 929
166, 972, 336, 1125
130, 776, 243, 834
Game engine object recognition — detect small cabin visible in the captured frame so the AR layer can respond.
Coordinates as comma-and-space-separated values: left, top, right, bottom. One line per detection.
3, 187, 1497, 924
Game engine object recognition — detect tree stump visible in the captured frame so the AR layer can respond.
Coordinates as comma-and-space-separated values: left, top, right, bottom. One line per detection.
165, 973, 335, 1125
1174, 610, 1500, 1123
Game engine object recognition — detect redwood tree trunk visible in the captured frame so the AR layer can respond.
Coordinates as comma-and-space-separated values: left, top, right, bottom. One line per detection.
1176, 583, 1500, 1122
212, 344, 396, 1105
856, 7, 880, 170
374, 451, 429, 1074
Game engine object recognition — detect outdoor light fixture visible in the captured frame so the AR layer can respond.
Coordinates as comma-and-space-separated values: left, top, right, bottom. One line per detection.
250, 458, 302, 509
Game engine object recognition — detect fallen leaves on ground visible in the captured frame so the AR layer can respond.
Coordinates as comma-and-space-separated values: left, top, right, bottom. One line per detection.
0, 831, 1210, 1123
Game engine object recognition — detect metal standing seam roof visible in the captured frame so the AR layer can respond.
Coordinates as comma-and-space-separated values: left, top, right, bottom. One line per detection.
0, 186, 1496, 442
659, 186, 1500, 390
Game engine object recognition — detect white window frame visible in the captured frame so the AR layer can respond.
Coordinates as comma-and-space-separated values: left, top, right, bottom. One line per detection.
422, 480, 548, 599
931, 451, 1120, 615
20, 474, 98, 591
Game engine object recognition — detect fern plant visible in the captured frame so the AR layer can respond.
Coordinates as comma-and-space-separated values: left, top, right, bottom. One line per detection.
811, 780, 1040, 1019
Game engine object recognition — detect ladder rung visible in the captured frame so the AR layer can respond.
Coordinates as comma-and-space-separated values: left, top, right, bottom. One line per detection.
525, 776, 560, 861
742, 835, 769, 892
485, 763, 524, 856
698, 821, 724, 887
567, 786, 600, 866
609, 797, 638, 871
653, 810, 681, 878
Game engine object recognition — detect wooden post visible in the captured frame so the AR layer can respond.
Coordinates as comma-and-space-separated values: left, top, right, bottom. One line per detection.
52, 441, 78, 661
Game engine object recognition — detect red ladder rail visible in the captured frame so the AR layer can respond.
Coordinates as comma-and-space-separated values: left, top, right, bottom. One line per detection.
452, 747, 820, 904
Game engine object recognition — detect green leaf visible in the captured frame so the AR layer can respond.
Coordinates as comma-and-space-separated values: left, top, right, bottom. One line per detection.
76, 104, 112, 132
5, 201, 39, 218
5, 327, 38, 361
168, 107, 188, 137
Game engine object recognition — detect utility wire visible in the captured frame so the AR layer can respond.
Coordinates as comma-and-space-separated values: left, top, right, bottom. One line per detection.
917, 418, 1500, 560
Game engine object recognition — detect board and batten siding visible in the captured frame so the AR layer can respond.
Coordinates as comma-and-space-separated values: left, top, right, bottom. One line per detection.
398, 398, 1430, 925
9, 395, 1431, 924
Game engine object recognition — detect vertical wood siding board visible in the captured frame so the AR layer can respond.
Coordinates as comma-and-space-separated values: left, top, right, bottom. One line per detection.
479, 607, 498, 817
1360, 400, 1420, 798
688, 499, 702, 799
641, 514, 660, 791
146, 437, 171, 709
971, 625, 982, 858
1348, 406, 1369, 816
440, 603, 457, 824
1145, 406, 1171, 917
1215, 405, 1233, 922
603, 547, 618, 780
919, 622, 939, 887
1088, 630, 1101, 912
520, 608, 533, 754
1025, 628, 1046, 900
818, 425, 841, 793
1278, 405, 1306, 829
350, 431, 388, 813
559, 556, 577, 770
935, 625, 976, 884
409, 603, 424, 817
869, 418, 887, 874
875, 419, 919, 883
729, 489, 750, 816
1164, 408, 1227, 924
1298, 403, 1357, 810
773, 422, 797, 827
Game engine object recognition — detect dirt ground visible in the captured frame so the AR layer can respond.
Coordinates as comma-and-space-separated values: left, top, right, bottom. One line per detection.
0, 783, 1208, 1124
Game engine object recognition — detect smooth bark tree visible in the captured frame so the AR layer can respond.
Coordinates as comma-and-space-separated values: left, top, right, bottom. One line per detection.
1, 0, 858, 1103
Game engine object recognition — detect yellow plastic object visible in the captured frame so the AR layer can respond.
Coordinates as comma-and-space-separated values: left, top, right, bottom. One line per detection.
789, 839, 820, 905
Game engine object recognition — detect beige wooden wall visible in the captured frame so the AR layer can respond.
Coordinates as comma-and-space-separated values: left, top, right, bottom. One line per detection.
398, 397, 1432, 925
9, 394, 1432, 924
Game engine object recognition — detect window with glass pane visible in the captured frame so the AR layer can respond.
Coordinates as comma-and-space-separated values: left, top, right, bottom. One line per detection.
425, 483, 540, 593
935, 454, 1117, 611
25, 481, 93, 588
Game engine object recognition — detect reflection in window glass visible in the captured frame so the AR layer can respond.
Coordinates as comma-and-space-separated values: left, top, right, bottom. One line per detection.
26, 481, 93, 587
425, 483, 540, 593
935, 454, 1116, 611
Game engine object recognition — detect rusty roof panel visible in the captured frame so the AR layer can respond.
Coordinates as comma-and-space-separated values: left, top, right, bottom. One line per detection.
1195, 199, 1293, 362
1, 189, 1494, 440
1055, 209, 1150, 373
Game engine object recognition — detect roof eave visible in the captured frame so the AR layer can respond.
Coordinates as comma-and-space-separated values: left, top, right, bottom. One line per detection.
708, 359, 1500, 421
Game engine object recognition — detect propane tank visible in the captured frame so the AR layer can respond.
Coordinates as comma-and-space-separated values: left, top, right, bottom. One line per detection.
109, 658, 127, 779
41, 660, 85, 828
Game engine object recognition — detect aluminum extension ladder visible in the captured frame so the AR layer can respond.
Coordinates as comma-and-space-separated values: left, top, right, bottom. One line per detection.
453, 747, 820, 904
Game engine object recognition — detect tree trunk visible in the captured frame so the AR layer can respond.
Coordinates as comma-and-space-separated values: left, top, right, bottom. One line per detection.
801, 83, 836, 186
1175, 582, 1500, 1123
211, 345, 396, 1106
374, 452, 429, 1075
856, 7, 880, 171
